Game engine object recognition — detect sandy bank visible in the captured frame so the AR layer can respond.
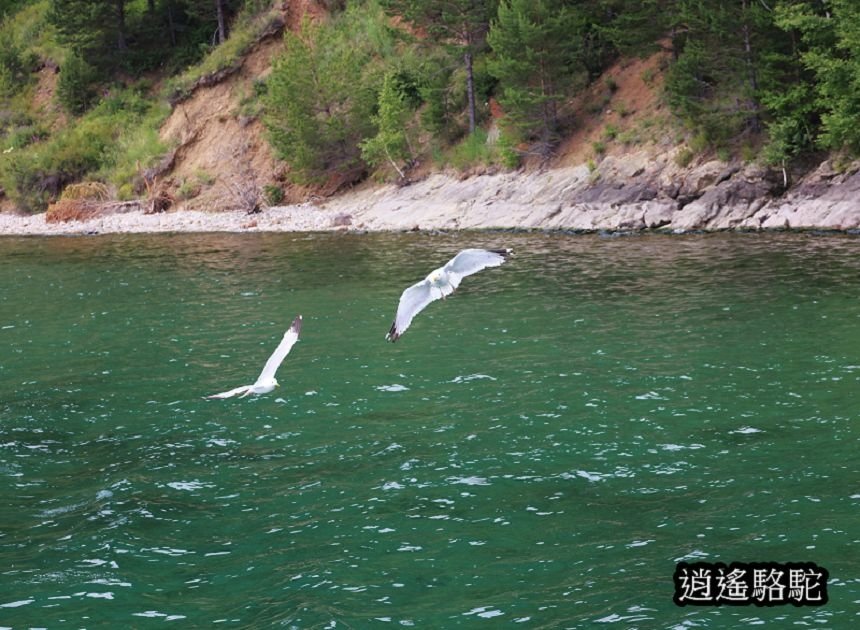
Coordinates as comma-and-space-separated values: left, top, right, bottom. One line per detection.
2, 152, 860, 236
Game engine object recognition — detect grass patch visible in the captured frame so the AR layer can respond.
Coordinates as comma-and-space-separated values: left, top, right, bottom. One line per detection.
602, 124, 619, 141
674, 146, 694, 167
263, 183, 284, 205
165, 1, 283, 104
741, 143, 757, 163
445, 130, 502, 171
617, 128, 640, 145
0, 86, 171, 211
640, 67, 656, 87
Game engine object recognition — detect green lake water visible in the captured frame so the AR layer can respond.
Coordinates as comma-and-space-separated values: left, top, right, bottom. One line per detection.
1, 231, 858, 628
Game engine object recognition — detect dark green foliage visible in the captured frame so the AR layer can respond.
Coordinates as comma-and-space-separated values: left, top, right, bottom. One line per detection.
596, 0, 670, 58
47, 0, 240, 76
383, 0, 498, 134
0, 44, 34, 97
664, 0, 782, 147
417, 63, 457, 139
488, 0, 585, 151
768, 0, 860, 156
49, 0, 120, 59
1, 0, 26, 18
56, 53, 99, 114
383, 0, 497, 48
264, 10, 385, 184
183, 0, 243, 45
360, 70, 414, 178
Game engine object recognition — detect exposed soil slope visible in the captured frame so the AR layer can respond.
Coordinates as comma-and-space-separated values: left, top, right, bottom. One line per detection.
158, 36, 285, 211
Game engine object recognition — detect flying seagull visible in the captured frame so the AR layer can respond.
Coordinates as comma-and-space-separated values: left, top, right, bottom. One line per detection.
207, 315, 302, 398
386, 248, 512, 342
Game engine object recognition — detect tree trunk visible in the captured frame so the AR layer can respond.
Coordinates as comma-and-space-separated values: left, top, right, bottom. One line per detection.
215, 0, 228, 44
167, 0, 177, 46
116, 0, 127, 50
464, 49, 476, 135
741, 0, 761, 131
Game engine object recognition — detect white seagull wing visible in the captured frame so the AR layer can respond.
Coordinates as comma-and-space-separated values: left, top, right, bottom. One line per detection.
443, 248, 512, 289
444, 248, 512, 277
255, 315, 302, 385
206, 385, 253, 399
386, 279, 437, 342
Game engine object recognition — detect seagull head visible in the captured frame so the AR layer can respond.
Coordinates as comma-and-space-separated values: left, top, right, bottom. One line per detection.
253, 376, 279, 394
428, 269, 445, 285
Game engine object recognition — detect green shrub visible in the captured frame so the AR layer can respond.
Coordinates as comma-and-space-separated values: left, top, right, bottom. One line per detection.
176, 177, 199, 200
0, 87, 169, 212
640, 67, 656, 86
448, 130, 494, 171
4, 123, 49, 149
617, 128, 640, 145
674, 146, 694, 167
56, 54, 99, 114
497, 132, 520, 169
360, 71, 414, 179
265, 5, 397, 184
602, 124, 619, 140
0, 151, 54, 212
263, 184, 284, 206
740, 144, 757, 163
194, 169, 215, 186
0, 45, 30, 97
689, 132, 710, 154
417, 53, 461, 141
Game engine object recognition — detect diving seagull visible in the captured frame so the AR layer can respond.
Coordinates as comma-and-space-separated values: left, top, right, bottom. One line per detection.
207, 315, 302, 398
386, 248, 512, 342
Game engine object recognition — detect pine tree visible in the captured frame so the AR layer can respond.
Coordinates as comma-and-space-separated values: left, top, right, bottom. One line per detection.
596, 0, 674, 58
665, 0, 782, 144
383, 0, 497, 135
488, 0, 585, 152
49, 0, 116, 57
183, 0, 238, 45
55, 53, 99, 114
264, 13, 381, 184
772, 0, 860, 153
361, 71, 414, 179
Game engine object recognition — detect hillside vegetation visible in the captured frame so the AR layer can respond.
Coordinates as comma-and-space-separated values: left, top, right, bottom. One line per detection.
1, 0, 859, 214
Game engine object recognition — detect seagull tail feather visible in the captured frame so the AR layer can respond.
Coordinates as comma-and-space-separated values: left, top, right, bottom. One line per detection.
385, 322, 400, 342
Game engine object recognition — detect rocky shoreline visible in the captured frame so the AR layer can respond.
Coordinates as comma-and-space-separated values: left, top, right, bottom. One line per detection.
2, 151, 859, 236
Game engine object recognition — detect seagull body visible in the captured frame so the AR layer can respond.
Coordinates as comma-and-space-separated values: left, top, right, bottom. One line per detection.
386, 248, 512, 342
207, 315, 302, 399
